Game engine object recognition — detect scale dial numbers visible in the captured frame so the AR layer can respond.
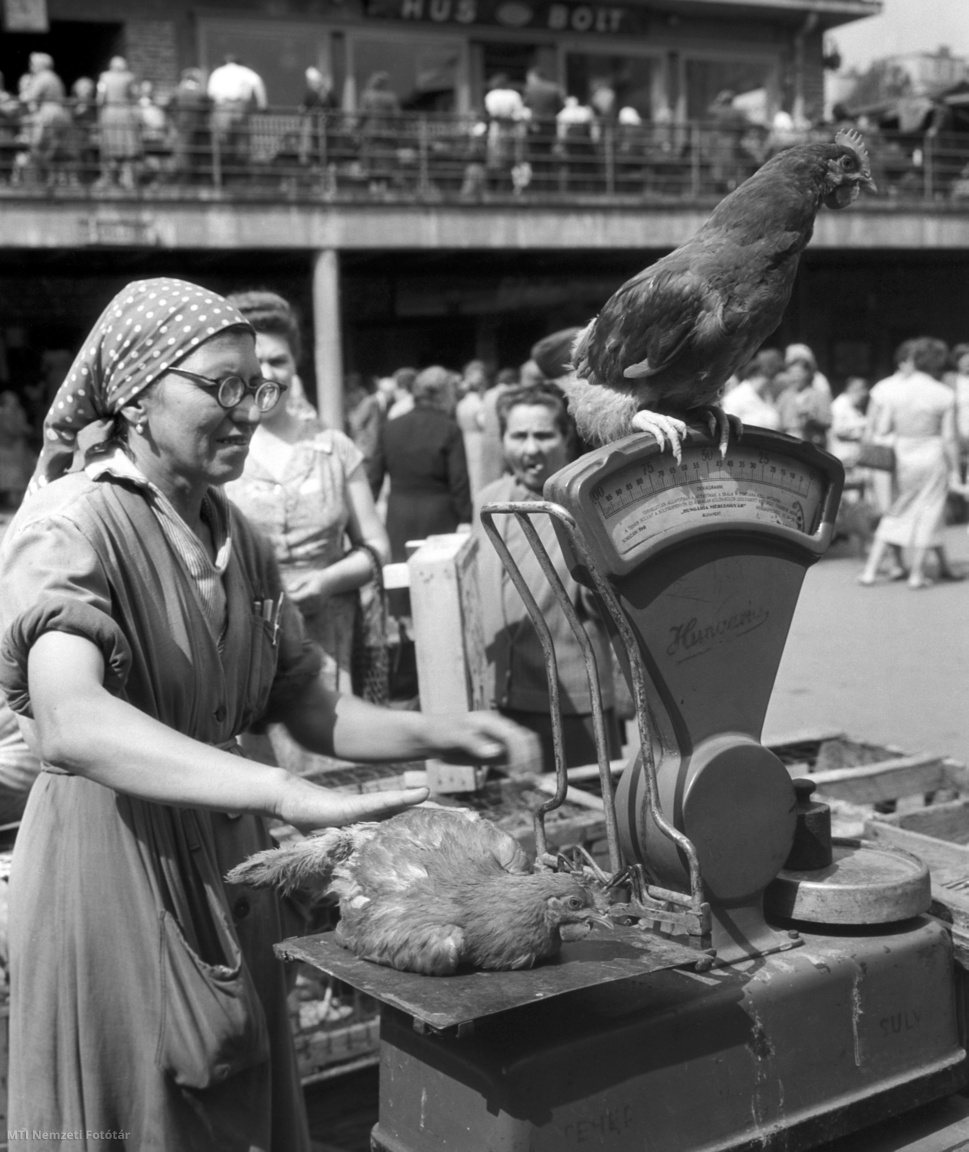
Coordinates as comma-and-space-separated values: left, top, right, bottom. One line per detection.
587, 444, 828, 562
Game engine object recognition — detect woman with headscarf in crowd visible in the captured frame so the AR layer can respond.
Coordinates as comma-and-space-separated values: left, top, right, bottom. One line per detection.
775, 346, 832, 448
473, 383, 619, 771
379, 364, 471, 562
225, 290, 389, 771
784, 342, 832, 398
20, 52, 71, 185
0, 277, 529, 1147
96, 55, 142, 190
858, 337, 963, 589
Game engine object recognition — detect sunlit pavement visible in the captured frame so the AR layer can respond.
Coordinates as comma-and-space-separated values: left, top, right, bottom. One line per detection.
764, 525, 969, 767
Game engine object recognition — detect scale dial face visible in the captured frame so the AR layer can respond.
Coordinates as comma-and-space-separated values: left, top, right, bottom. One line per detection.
582, 440, 829, 569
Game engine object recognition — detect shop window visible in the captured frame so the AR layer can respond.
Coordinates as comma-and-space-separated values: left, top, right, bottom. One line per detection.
685, 58, 777, 122
350, 36, 464, 112
479, 42, 536, 90
565, 53, 662, 121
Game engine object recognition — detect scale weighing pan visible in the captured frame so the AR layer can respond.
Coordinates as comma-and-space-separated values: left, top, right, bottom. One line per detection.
278, 925, 700, 1032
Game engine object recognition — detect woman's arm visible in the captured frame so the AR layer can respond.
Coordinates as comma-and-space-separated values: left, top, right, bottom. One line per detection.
26, 631, 428, 832
942, 404, 960, 482
343, 462, 391, 565
278, 671, 538, 776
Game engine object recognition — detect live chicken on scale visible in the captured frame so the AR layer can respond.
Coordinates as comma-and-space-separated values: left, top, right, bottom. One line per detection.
564, 129, 876, 461
228, 806, 611, 975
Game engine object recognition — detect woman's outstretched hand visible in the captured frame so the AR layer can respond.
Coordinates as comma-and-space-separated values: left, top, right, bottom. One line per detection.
276, 776, 430, 835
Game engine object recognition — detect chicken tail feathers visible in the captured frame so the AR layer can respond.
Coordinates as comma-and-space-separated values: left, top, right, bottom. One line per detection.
226, 826, 367, 895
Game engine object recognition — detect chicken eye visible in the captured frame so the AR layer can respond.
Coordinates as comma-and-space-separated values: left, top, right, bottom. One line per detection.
567, 896, 585, 910
840, 155, 857, 171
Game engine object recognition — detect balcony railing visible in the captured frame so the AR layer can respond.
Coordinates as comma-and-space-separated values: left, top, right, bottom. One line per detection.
3, 104, 968, 207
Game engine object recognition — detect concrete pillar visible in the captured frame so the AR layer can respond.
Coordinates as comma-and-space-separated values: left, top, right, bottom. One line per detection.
312, 248, 343, 429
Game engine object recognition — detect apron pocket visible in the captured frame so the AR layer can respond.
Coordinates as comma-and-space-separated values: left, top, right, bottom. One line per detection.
244, 614, 279, 729
156, 907, 270, 1089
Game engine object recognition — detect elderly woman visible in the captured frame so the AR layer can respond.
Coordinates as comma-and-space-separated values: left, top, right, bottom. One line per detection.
96, 55, 142, 189
379, 364, 471, 563
858, 337, 962, 589
473, 384, 619, 772
0, 279, 527, 1147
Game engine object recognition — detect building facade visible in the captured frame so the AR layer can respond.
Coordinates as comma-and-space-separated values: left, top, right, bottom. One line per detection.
4, 0, 969, 427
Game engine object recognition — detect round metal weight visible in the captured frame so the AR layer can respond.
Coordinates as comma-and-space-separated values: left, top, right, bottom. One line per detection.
765, 838, 931, 925
785, 778, 833, 870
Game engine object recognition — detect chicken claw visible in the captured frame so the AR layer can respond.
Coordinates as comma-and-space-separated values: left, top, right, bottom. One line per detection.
631, 409, 689, 463
699, 405, 744, 458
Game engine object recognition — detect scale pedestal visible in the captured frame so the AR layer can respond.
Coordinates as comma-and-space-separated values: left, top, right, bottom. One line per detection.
282, 428, 967, 1152
371, 920, 963, 1152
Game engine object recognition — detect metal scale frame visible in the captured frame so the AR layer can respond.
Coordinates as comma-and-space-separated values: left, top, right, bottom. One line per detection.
282, 427, 967, 1152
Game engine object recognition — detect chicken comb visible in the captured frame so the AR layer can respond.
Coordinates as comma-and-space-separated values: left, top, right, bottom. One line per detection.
834, 128, 871, 175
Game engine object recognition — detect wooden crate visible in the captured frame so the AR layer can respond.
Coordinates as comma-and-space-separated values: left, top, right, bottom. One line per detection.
765, 730, 968, 838
288, 965, 382, 1084
758, 730, 969, 965
864, 803, 969, 964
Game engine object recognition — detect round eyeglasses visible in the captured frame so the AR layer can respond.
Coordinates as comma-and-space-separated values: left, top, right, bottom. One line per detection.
167, 367, 287, 413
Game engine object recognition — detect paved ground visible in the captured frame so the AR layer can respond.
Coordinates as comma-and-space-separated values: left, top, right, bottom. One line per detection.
764, 524, 969, 768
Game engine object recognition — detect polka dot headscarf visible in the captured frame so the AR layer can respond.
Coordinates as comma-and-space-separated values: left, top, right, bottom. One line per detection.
29, 278, 253, 493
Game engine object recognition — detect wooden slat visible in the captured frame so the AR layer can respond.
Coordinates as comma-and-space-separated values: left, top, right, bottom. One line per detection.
562, 759, 627, 783
536, 776, 605, 811
795, 754, 948, 804
941, 759, 969, 792
877, 799, 969, 847
763, 727, 846, 749
864, 820, 969, 875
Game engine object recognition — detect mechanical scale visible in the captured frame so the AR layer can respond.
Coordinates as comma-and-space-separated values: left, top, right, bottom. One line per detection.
282, 426, 967, 1152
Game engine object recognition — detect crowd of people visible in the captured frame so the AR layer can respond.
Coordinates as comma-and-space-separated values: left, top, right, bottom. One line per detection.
719, 335, 969, 589
1, 50, 961, 199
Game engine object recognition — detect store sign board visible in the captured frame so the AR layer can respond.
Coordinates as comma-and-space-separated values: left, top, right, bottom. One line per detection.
3, 0, 49, 32
365, 0, 649, 36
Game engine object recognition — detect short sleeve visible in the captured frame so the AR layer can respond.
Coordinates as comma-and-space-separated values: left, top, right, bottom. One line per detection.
0, 515, 132, 717
319, 428, 365, 481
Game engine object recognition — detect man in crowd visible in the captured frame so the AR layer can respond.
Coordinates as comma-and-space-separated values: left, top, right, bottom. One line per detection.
207, 54, 267, 181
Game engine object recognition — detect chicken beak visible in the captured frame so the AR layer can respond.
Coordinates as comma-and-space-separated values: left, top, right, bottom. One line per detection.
588, 910, 615, 930
863, 173, 878, 194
